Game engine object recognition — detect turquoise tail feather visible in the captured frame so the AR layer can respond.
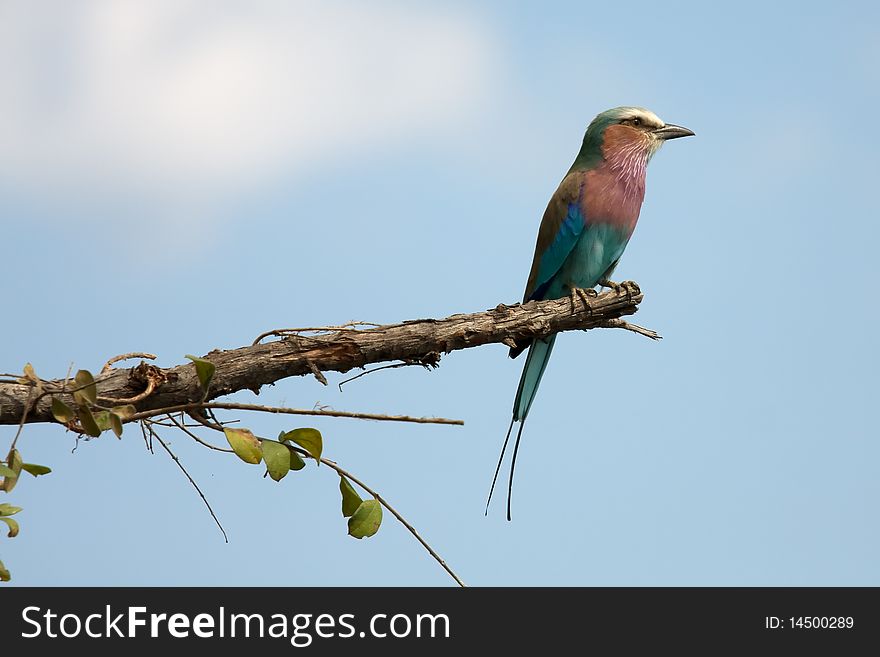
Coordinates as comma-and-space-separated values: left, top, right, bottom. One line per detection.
485, 335, 557, 520
512, 335, 556, 422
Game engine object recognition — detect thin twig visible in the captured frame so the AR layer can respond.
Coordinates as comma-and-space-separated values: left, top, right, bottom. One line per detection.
190, 418, 466, 587
9, 386, 35, 452
101, 352, 157, 375
252, 322, 382, 345
147, 419, 183, 427
338, 362, 422, 391
61, 363, 74, 391
597, 318, 662, 340
188, 410, 229, 433
9, 361, 76, 452
321, 457, 466, 587
139, 419, 153, 453
149, 418, 209, 429
126, 402, 463, 426
146, 422, 228, 543
97, 377, 157, 404
307, 360, 328, 386
165, 414, 233, 453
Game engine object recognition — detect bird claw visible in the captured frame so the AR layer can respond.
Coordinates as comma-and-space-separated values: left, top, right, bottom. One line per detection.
599, 278, 623, 295
621, 280, 641, 299
568, 287, 598, 315
599, 279, 640, 300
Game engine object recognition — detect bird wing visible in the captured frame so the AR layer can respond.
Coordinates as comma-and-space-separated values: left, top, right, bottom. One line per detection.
523, 171, 586, 301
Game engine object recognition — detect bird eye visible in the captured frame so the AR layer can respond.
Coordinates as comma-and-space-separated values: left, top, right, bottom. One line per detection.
631, 117, 641, 126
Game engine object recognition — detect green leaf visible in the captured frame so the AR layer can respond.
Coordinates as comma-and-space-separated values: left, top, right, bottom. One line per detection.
1, 449, 22, 493
107, 406, 134, 438
20, 463, 51, 477
111, 405, 137, 420
77, 405, 102, 437
51, 397, 74, 424
18, 363, 43, 396
22, 362, 39, 384
347, 499, 382, 539
275, 431, 308, 472
73, 369, 97, 405
287, 447, 306, 471
93, 411, 112, 432
0, 560, 10, 582
280, 428, 323, 462
261, 439, 290, 482
0, 516, 19, 538
224, 428, 262, 464
0, 465, 15, 478
0, 504, 23, 516
109, 413, 123, 438
19, 363, 43, 395
186, 355, 216, 393
339, 476, 363, 518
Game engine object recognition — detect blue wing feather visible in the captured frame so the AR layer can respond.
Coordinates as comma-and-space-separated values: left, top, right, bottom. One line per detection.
528, 202, 585, 301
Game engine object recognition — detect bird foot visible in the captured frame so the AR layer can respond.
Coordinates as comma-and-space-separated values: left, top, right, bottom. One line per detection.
568, 287, 598, 315
599, 279, 640, 300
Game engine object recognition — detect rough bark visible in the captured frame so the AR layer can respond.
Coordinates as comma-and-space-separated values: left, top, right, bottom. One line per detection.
0, 286, 647, 426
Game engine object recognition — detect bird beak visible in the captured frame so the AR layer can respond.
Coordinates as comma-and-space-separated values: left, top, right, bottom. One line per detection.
652, 124, 695, 140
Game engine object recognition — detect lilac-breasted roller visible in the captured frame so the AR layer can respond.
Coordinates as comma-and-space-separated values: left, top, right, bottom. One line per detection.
488, 106, 694, 520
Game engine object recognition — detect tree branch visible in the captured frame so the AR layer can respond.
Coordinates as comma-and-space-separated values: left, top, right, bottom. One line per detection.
0, 285, 649, 426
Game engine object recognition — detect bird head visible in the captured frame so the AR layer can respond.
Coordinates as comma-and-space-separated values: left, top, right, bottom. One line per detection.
575, 106, 694, 169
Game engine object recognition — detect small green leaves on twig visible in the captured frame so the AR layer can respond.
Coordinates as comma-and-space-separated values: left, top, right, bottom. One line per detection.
109, 405, 136, 438
2, 348, 466, 584
223, 426, 321, 479
94, 411, 112, 433
77, 405, 102, 438
159, 415, 461, 584
223, 428, 262, 464
51, 375, 136, 439
348, 499, 383, 539
63, 370, 101, 437
51, 398, 74, 424
0, 503, 22, 538
109, 413, 123, 438
112, 405, 137, 420
20, 363, 41, 392
339, 476, 363, 518
20, 463, 51, 477
73, 370, 97, 406
1, 449, 22, 493
92, 407, 133, 439
21, 363, 37, 382
280, 428, 323, 463
222, 425, 383, 540
288, 447, 306, 471
186, 355, 216, 399
0, 517, 19, 538
339, 475, 384, 539
261, 439, 291, 482
0, 446, 48, 581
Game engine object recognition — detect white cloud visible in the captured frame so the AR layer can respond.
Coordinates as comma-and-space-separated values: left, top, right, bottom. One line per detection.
0, 1, 496, 218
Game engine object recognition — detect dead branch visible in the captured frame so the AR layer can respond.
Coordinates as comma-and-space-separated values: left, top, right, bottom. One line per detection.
0, 285, 649, 426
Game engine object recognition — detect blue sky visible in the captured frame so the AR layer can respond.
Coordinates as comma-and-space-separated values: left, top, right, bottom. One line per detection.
2, 0, 878, 586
